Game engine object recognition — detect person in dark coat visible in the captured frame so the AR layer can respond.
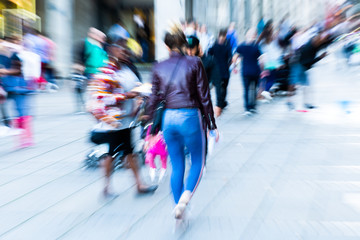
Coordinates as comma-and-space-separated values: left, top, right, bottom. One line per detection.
208, 29, 232, 117
186, 35, 221, 104
232, 28, 262, 115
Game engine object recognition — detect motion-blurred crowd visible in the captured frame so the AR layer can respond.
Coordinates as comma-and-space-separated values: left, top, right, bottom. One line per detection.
0, 2, 359, 222
180, 6, 357, 117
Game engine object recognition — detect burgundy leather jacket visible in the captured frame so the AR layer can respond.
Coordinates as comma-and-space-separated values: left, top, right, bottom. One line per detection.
147, 52, 217, 130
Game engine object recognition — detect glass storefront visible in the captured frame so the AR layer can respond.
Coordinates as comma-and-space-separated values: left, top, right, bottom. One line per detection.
0, 0, 39, 38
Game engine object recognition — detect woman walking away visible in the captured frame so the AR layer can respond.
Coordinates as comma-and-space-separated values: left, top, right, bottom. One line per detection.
147, 23, 219, 220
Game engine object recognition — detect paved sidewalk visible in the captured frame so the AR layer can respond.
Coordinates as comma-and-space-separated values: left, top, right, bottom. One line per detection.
1, 58, 360, 240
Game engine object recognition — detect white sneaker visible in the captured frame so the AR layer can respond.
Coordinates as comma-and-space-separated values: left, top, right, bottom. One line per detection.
158, 168, 166, 182
46, 83, 59, 93
0, 126, 10, 137
149, 168, 156, 182
174, 190, 191, 219
8, 128, 24, 136
0, 126, 23, 137
259, 99, 270, 104
261, 91, 273, 101
269, 84, 279, 92
242, 111, 252, 116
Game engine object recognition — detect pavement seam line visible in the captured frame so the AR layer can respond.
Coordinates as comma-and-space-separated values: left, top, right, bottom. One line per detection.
0, 148, 92, 187
0, 136, 87, 172
0, 176, 103, 238
56, 182, 139, 240
179, 117, 299, 239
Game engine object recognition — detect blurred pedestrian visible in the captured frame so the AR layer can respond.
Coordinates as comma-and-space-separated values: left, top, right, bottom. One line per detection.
82, 27, 108, 78
107, 22, 143, 82
147, 24, 219, 220
186, 35, 221, 101
278, 15, 291, 44
72, 28, 108, 113
184, 20, 197, 37
0, 37, 25, 136
198, 24, 214, 55
0, 38, 12, 129
257, 20, 284, 101
108, 20, 130, 44
233, 28, 262, 115
186, 35, 221, 162
0, 38, 41, 148
287, 33, 329, 110
208, 29, 233, 117
39, 33, 57, 91
227, 22, 238, 53
87, 44, 157, 196
257, 17, 265, 36
135, 15, 150, 62
70, 63, 87, 113
23, 29, 57, 91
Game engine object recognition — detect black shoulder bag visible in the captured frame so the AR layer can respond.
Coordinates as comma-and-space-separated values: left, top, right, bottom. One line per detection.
150, 57, 182, 135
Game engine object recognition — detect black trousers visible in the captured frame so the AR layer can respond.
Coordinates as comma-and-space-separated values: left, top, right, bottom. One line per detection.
217, 77, 230, 109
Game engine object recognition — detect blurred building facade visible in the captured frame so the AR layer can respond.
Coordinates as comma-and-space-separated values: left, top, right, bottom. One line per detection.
1, 0, 342, 76
34, 0, 158, 76
33, 0, 185, 76
192, 0, 329, 42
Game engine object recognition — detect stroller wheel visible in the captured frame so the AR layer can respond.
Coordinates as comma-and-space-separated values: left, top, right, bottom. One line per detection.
84, 151, 108, 169
84, 155, 100, 168
138, 151, 146, 166
113, 153, 126, 170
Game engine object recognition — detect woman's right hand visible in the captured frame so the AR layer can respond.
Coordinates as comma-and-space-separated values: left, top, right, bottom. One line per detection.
110, 121, 120, 128
208, 128, 220, 142
139, 115, 150, 121
214, 129, 220, 142
214, 106, 222, 118
260, 70, 270, 79
143, 141, 149, 152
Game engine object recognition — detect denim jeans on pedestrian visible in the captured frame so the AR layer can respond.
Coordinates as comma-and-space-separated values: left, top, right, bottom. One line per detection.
162, 108, 205, 204
8, 93, 31, 117
243, 75, 259, 111
289, 63, 309, 86
262, 70, 277, 92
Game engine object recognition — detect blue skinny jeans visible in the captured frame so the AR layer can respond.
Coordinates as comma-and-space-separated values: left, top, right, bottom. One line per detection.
162, 108, 206, 204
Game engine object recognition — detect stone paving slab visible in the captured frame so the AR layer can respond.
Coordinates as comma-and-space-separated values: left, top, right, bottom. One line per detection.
1, 60, 360, 239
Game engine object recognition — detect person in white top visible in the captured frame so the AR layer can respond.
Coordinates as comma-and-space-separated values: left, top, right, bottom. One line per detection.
198, 24, 214, 55
18, 39, 41, 83
184, 20, 197, 37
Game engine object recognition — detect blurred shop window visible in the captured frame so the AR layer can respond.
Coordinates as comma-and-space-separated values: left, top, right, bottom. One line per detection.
2, 9, 40, 38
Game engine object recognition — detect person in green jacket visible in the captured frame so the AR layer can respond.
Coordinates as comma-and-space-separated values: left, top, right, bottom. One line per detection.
83, 27, 108, 76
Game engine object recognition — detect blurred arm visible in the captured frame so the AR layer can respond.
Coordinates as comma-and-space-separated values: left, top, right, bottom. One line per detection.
195, 58, 217, 130
87, 79, 127, 126
145, 68, 161, 119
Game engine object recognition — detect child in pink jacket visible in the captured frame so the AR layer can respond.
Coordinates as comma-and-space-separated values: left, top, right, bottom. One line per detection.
144, 126, 168, 182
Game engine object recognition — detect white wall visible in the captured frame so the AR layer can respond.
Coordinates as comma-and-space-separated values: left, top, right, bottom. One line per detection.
45, 0, 74, 77
154, 0, 185, 61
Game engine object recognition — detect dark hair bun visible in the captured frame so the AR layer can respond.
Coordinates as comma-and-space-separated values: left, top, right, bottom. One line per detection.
164, 26, 187, 50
